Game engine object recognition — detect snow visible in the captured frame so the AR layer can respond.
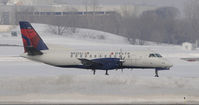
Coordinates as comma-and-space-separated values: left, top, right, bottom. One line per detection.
0, 23, 199, 104
0, 23, 129, 46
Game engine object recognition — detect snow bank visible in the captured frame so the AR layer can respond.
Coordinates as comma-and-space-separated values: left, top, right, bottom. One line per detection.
0, 75, 199, 96
0, 75, 198, 103
0, 23, 129, 46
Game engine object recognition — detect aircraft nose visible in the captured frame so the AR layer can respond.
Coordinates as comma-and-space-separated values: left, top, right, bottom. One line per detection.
167, 62, 173, 68
162, 58, 173, 68
165, 60, 173, 68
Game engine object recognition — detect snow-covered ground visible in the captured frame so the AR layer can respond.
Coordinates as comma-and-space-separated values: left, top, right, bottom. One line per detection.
0, 23, 129, 46
0, 24, 199, 104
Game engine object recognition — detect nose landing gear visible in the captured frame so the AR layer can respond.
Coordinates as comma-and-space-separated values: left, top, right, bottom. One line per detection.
155, 69, 159, 77
92, 69, 96, 75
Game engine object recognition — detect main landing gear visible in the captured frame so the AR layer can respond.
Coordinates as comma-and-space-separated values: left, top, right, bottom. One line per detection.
155, 69, 159, 77
105, 70, 109, 75
92, 69, 96, 75
92, 70, 109, 75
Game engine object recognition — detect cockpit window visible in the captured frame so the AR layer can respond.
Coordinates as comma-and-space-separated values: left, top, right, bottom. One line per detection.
149, 53, 163, 58
155, 53, 162, 58
149, 54, 156, 57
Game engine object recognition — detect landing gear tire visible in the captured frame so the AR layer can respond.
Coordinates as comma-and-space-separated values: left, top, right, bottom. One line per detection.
155, 74, 159, 77
105, 70, 109, 75
155, 69, 159, 77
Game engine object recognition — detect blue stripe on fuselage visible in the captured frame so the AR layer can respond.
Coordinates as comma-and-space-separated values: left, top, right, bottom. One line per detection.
55, 58, 121, 70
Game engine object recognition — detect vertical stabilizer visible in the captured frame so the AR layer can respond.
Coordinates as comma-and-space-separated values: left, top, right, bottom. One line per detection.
19, 21, 48, 53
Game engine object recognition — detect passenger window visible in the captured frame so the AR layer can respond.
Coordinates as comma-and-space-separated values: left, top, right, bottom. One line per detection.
99, 55, 102, 58
94, 55, 97, 58
104, 55, 107, 58
89, 55, 92, 58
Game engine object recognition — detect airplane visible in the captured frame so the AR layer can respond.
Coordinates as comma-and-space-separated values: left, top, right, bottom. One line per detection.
181, 58, 199, 62
19, 21, 173, 77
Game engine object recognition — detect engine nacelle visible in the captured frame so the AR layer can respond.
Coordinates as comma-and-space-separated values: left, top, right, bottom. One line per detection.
92, 58, 122, 70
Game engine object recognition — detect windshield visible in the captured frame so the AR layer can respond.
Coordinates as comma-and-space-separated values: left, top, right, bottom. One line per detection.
155, 53, 163, 58
149, 53, 163, 58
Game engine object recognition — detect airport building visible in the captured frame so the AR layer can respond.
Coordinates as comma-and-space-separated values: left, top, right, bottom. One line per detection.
0, 0, 158, 25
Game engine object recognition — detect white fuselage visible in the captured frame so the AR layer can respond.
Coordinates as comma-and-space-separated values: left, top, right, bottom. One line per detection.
21, 48, 173, 70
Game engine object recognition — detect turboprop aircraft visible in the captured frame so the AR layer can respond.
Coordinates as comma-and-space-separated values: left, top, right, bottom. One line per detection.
19, 21, 173, 77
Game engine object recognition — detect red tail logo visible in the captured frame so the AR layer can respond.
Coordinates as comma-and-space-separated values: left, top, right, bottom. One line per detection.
19, 21, 48, 52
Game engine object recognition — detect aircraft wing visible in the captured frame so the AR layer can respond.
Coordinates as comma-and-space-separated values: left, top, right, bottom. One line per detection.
78, 58, 122, 70
181, 58, 199, 62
